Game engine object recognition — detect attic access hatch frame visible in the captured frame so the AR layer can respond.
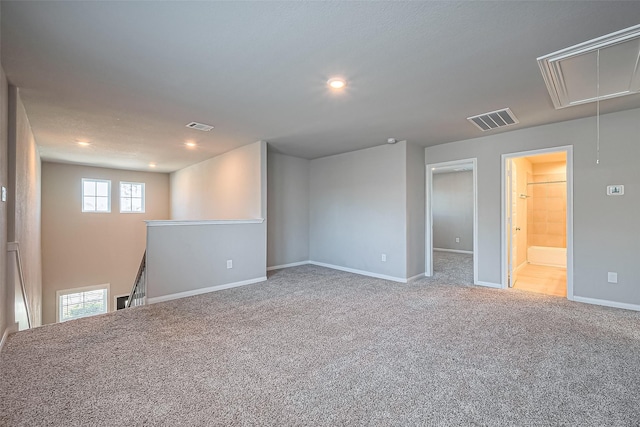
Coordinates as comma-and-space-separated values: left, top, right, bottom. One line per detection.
538, 24, 640, 109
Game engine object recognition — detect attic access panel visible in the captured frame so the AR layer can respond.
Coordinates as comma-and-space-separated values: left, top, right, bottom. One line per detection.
538, 24, 640, 109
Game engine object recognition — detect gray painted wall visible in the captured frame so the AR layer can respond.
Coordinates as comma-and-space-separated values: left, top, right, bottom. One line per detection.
406, 142, 425, 277
0, 67, 8, 337
170, 141, 263, 220
7, 88, 42, 326
432, 171, 473, 252
41, 163, 170, 324
267, 151, 309, 267
146, 222, 266, 299
310, 142, 407, 280
425, 107, 640, 306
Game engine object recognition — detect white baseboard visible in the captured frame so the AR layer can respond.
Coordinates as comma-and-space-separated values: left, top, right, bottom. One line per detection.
407, 273, 426, 282
147, 277, 267, 304
0, 323, 19, 354
475, 281, 503, 289
308, 261, 407, 283
267, 261, 310, 271
434, 248, 473, 254
572, 296, 640, 312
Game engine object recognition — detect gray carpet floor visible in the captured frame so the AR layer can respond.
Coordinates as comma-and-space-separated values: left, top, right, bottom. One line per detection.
1, 254, 639, 426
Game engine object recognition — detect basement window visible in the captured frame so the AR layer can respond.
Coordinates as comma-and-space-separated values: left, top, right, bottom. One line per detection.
82, 178, 111, 212
57, 284, 110, 322
120, 182, 145, 213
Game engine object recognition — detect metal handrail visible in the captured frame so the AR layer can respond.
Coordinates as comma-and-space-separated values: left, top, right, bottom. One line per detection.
126, 251, 146, 308
7, 242, 32, 329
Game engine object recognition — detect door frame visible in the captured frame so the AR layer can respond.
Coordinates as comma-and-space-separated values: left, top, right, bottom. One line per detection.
500, 146, 574, 299
425, 158, 478, 285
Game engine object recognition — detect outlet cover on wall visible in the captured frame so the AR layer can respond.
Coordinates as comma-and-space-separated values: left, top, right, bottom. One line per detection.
455, 237, 460, 243
608, 272, 618, 283
606, 185, 624, 195
381, 254, 387, 262
226, 260, 233, 269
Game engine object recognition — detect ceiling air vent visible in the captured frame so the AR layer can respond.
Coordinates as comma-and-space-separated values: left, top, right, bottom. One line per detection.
537, 24, 640, 109
467, 108, 519, 132
185, 121, 214, 131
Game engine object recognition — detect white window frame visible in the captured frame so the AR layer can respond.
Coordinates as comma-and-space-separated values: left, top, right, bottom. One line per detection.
119, 181, 146, 213
82, 178, 111, 213
56, 283, 111, 323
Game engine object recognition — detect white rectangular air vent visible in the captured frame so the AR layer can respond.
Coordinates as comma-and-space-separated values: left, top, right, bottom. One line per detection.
537, 24, 640, 109
185, 121, 214, 131
467, 108, 519, 132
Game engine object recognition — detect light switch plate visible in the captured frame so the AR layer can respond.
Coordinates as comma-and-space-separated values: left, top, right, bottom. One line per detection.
606, 185, 624, 196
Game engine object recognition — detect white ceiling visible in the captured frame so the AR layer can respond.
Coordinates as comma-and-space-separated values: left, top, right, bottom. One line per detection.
2, 1, 640, 172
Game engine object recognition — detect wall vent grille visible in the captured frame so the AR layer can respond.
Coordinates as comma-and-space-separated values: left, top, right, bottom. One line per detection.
185, 122, 214, 132
467, 108, 519, 131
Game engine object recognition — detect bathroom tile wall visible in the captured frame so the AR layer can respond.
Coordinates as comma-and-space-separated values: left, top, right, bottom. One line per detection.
527, 161, 566, 248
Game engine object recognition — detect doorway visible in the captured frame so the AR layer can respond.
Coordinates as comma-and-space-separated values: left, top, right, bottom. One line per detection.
501, 147, 573, 299
426, 158, 478, 285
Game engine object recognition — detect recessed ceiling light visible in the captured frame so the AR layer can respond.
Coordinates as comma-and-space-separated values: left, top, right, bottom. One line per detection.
77, 141, 91, 146
327, 78, 346, 89
149, 163, 157, 168
185, 142, 197, 148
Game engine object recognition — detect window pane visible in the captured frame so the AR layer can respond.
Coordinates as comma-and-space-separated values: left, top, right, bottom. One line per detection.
121, 183, 131, 197
96, 196, 109, 212
132, 184, 142, 198
83, 197, 95, 211
84, 181, 96, 196
60, 288, 107, 322
121, 197, 132, 212
96, 181, 109, 197
132, 198, 142, 212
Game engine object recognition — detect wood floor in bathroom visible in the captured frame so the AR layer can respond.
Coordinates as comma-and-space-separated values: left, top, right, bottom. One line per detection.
513, 264, 567, 297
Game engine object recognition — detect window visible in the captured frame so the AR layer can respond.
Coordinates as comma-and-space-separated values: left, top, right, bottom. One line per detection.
82, 178, 111, 212
57, 284, 110, 322
120, 182, 145, 213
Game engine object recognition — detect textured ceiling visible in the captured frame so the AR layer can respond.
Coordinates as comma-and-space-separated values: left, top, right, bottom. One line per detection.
2, 1, 640, 172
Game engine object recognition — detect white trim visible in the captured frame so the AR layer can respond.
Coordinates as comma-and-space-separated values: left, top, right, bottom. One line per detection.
475, 281, 503, 289
81, 178, 111, 213
267, 261, 310, 271
406, 273, 425, 282
308, 261, 407, 283
573, 296, 640, 312
146, 219, 264, 227
433, 248, 473, 254
113, 294, 130, 311
0, 323, 18, 354
425, 158, 478, 285
147, 276, 267, 304
119, 181, 146, 213
56, 283, 111, 323
501, 145, 574, 301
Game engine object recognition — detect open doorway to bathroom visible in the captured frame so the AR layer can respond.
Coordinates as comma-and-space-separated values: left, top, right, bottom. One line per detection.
426, 158, 478, 285
502, 147, 573, 298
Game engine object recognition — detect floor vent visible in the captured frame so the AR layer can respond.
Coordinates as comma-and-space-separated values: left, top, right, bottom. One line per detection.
467, 108, 519, 131
185, 122, 214, 131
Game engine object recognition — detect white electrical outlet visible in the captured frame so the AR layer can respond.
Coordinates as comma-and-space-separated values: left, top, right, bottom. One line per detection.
607, 272, 618, 284
227, 260, 233, 269
381, 254, 387, 262
455, 237, 460, 243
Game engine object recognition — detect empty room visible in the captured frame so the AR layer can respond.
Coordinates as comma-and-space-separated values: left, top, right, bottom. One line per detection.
1, 2, 639, 425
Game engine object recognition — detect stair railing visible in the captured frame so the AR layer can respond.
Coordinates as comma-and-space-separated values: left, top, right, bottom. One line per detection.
7, 242, 32, 329
126, 251, 146, 308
